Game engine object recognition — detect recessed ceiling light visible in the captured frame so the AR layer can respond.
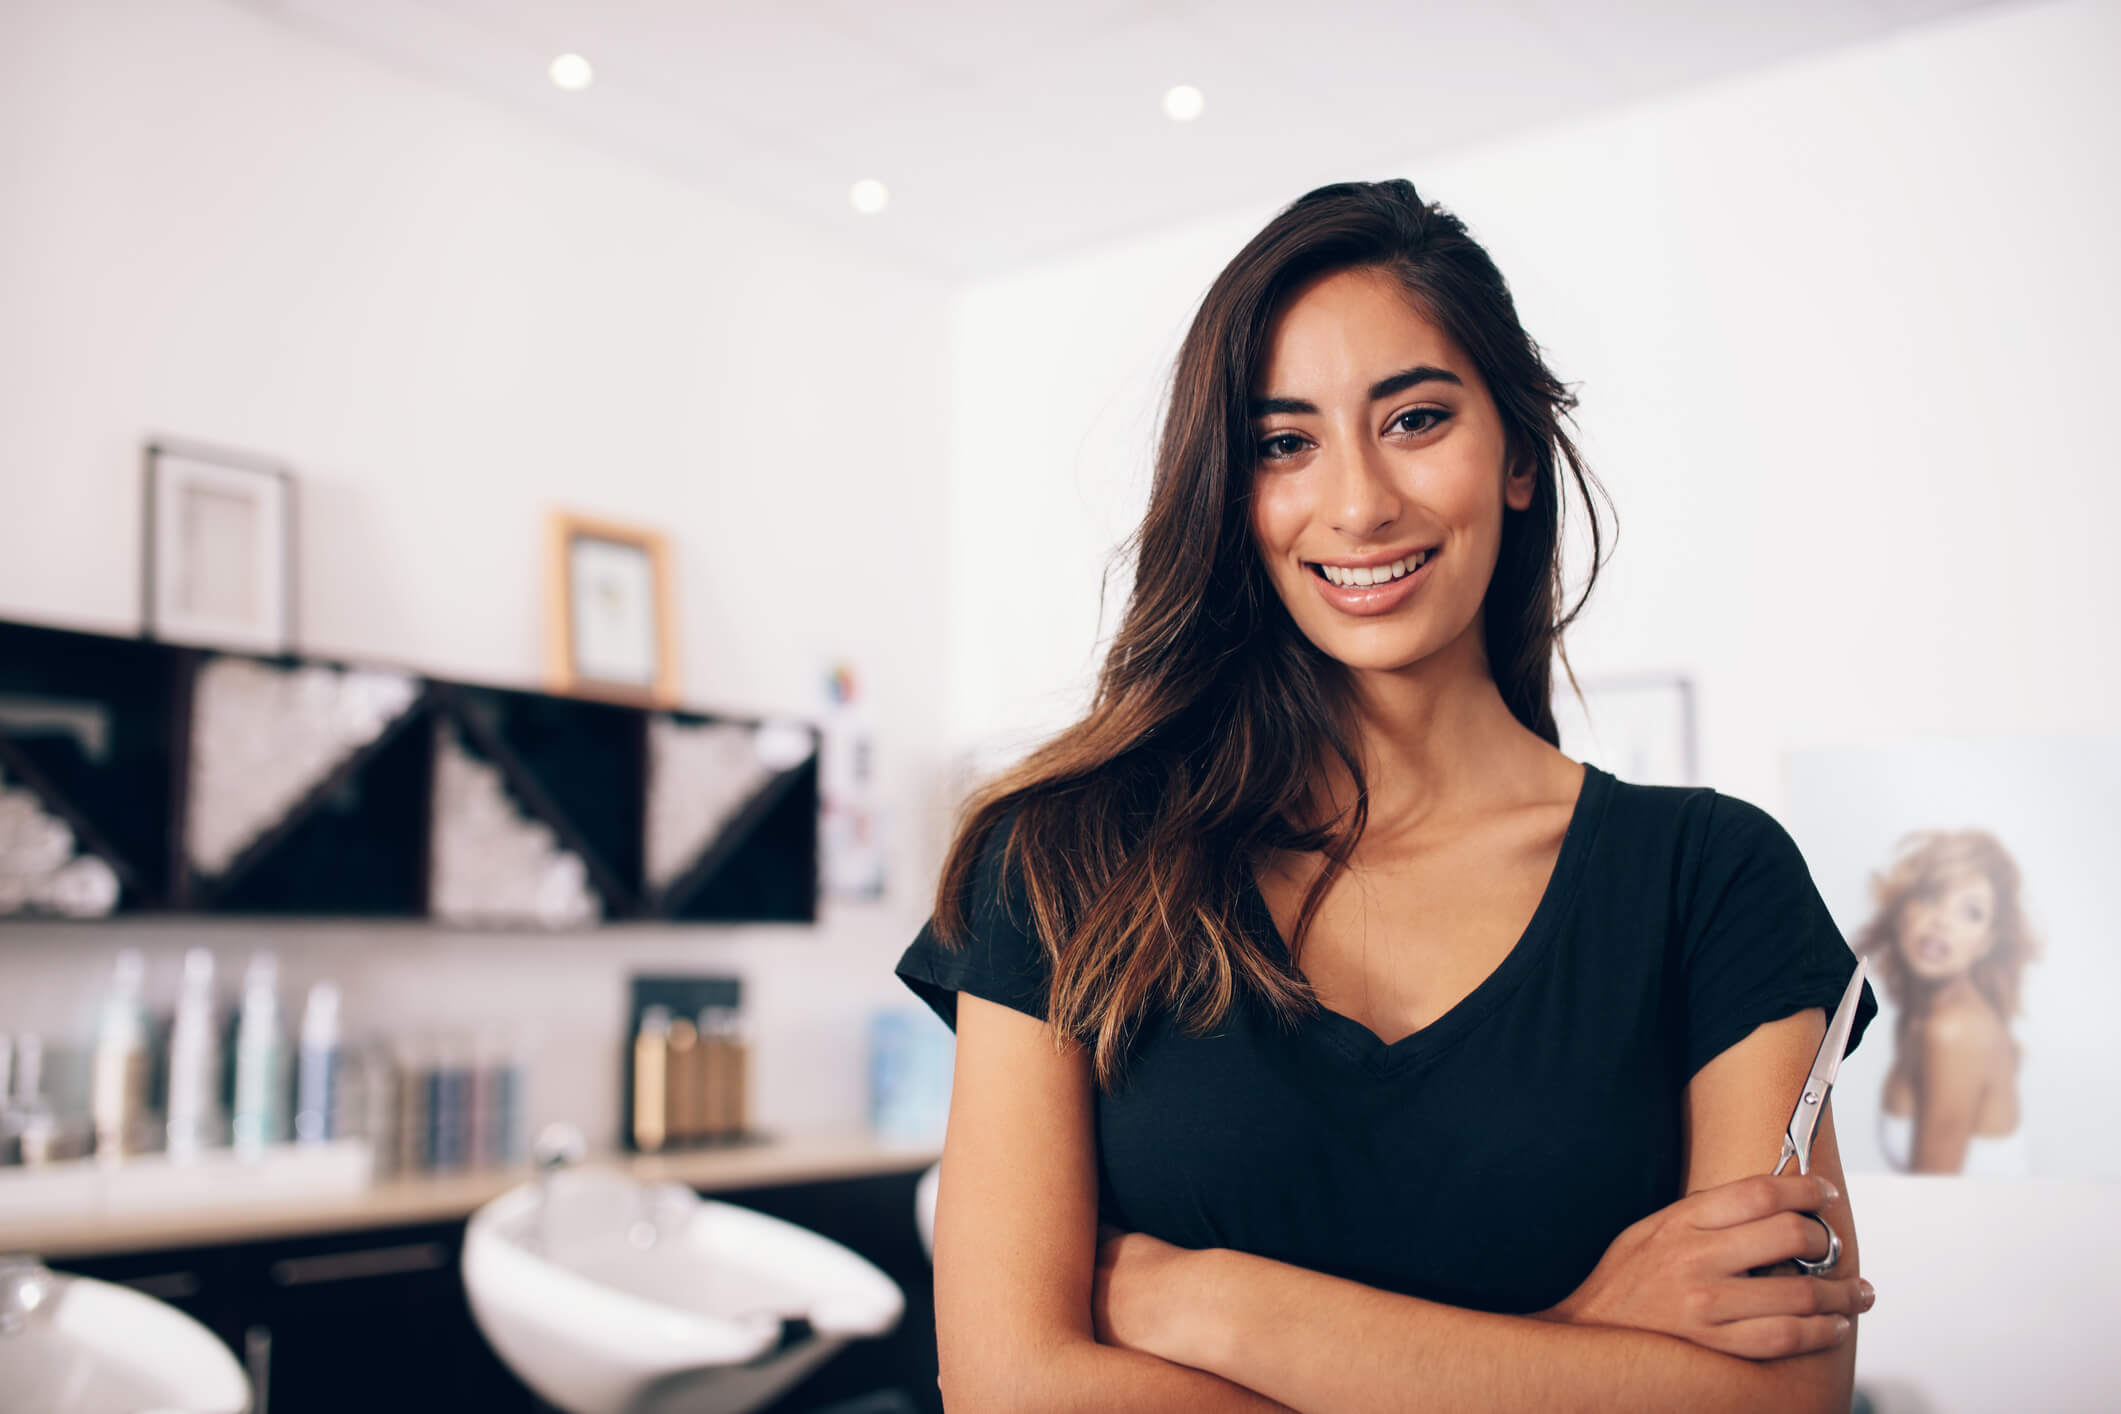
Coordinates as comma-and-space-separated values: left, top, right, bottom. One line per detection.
849, 179, 890, 215
549, 53, 594, 91
1163, 85, 1205, 123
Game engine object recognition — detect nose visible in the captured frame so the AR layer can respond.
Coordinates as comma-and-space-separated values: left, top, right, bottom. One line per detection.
1325, 436, 1400, 540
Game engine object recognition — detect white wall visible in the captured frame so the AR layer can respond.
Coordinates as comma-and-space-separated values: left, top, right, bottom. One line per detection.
944, 2, 2121, 1409
0, 0, 957, 1143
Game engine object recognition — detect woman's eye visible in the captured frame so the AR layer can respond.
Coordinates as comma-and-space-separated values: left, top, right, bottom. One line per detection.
1257, 433, 1306, 461
1392, 408, 1448, 436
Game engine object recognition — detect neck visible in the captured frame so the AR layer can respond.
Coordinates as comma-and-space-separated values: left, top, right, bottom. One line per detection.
1302, 617, 1555, 842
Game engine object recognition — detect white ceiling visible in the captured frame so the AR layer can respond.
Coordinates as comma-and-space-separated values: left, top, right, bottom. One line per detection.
238, 0, 2011, 280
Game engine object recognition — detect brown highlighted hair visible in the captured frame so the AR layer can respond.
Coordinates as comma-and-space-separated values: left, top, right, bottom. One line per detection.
929, 178, 1612, 1089
1853, 829, 2041, 1042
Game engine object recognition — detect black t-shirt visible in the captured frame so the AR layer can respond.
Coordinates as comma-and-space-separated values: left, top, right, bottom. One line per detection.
894, 762, 1876, 1315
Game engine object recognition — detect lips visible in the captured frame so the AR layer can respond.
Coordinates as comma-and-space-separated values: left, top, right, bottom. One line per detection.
1305, 544, 1439, 617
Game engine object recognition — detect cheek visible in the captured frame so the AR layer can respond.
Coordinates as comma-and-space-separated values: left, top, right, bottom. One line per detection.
1249, 483, 1304, 559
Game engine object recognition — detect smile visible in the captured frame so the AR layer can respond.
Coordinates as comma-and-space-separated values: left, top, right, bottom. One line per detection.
1307, 547, 1437, 587
1303, 546, 1440, 616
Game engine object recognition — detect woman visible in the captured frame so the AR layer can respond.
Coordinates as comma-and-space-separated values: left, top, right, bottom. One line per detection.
895, 179, 1878, 1411
1854, 829, 2038, 1176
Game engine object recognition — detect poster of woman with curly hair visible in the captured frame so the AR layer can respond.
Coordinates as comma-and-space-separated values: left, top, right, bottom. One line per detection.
1787, 737, 2121, 1180
1853, 830, 2039, 1175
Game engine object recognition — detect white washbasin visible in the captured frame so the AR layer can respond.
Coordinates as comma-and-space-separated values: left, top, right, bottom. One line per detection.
463, 1165, 904, 1414
915, 1163, 939, 1261
0, 1255, 250, 1413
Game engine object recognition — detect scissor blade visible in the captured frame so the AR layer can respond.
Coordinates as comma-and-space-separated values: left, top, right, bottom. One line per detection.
1810, 959, 1868, 1095
1783, 959, 1868, 1170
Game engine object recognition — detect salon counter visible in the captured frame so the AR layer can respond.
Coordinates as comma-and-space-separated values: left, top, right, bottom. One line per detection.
0, 1131, 941, 1259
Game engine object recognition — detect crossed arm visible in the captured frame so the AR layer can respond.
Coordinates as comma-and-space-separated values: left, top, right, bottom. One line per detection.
932, 993, 1863, 1413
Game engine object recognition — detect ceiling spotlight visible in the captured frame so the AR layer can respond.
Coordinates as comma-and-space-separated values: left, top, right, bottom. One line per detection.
848, 179, 890, 215
549, 53, 594, 91
1163, 84, 1205, 122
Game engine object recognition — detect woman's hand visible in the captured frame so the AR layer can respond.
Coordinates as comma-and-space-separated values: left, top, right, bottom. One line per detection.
1535, 1173, 1876, 1360
1092, 1223, 1201, 1360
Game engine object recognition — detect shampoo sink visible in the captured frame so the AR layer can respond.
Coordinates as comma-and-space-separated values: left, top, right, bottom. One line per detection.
463, 1159, 903, 1414
0, 1255, 250, 1414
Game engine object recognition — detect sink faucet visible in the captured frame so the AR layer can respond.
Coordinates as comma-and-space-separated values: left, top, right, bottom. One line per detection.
0, 1255, 59, 1338
529, 1122, 585, 1256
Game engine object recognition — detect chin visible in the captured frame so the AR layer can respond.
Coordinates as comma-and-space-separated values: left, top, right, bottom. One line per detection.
1311, 635, 1440, 673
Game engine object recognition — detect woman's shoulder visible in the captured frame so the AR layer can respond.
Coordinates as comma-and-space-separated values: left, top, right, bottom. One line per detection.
1589, 770, 1811, 861
1914, 982, 2010, 1054
1579, 766, 1749, 862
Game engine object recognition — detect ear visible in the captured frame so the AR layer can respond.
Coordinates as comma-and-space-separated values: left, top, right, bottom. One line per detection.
1503, 453, 1537, 512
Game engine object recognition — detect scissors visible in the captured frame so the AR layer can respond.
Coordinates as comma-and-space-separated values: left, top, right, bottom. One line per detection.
1770, 958, 1867, 1277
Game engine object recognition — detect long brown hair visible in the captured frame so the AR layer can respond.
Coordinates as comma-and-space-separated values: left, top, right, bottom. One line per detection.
929, 179, 1613, 1088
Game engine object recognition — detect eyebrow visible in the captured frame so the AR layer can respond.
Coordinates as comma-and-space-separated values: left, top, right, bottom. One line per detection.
1248, 364, 1464, 418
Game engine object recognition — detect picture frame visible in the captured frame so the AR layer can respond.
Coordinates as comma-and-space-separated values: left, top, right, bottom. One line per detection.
142, 440, 297, 655
544, 510, 680, 707
1551, 671, 1697, 786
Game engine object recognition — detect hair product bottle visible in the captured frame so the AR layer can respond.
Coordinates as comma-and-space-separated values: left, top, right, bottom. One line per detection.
703, 1006, 749, 1141
230, 952, 288, 1155
294, 981, 342, 1143
631, 1006, 670, 1153
90, 949, 150, 1158
665, 1014, 699, 1147
165, 948, 223, 1160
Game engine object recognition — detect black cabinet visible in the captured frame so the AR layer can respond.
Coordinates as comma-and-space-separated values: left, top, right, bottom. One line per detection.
52, 1169, 939, 1414
0, 617, 820, 926
57, 1221, 538, 1414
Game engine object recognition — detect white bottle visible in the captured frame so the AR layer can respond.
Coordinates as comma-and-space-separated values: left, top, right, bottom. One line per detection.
90, 949, 149, 1158
231, 952, 288, 1155
294, 981, 341, 1144
165, 948, 224, 1161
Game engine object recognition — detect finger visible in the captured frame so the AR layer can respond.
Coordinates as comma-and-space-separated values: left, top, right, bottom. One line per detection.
1705, 1274, 1868, 1324
1710, 1314, 1852, 1362
1725, 1210, 1838, 1272
1688, 1173, 1839, 1231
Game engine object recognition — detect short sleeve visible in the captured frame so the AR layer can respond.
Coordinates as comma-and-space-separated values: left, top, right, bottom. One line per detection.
894, 808, 1052, 1031
1679, 792, 1878, 1084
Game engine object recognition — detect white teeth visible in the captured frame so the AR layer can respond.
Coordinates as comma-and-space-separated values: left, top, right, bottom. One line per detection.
1319, 549, 1431, 587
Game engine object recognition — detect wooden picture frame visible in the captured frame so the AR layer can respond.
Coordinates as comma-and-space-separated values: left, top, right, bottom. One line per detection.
544, 510, 680, 707
142, 440, 297, 655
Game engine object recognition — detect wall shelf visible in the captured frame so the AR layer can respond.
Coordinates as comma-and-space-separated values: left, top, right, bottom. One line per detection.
0, 618, 819, 926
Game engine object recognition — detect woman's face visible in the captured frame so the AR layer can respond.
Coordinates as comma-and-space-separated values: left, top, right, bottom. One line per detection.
1896, 870, 1999, 983
1247, 265, 1532, 676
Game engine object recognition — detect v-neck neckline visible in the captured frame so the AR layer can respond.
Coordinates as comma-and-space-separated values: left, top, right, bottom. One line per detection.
1240, 761, 1612, 1075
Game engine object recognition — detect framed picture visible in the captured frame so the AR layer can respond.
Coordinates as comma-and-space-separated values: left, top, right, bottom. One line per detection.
545, 510, 679, 706
1551, 671, 1697, 785
142, 440, 297, 654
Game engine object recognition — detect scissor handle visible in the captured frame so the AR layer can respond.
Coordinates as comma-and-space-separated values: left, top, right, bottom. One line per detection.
1792, 1212, 1842, 1276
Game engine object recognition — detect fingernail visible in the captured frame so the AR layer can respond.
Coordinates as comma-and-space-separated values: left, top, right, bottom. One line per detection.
1858, 1280, 1875, 1310
1834, 1316, 1851, 1341
1820, 1179, 1840, 1203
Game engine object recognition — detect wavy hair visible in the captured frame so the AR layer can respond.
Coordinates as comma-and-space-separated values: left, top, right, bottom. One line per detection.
928, 178, 1613, 1088
1853, 829, 2040, 1049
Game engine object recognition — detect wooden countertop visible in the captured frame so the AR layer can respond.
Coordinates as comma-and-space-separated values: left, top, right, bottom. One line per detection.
0, 1132, 941, 1259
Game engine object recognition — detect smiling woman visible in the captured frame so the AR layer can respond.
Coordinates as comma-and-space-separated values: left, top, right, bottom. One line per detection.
896, 179, 1877, 1413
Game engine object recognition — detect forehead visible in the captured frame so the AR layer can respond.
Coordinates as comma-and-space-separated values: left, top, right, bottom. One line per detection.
1928, 869, 1997, 904
1255, 266, 1468, 391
